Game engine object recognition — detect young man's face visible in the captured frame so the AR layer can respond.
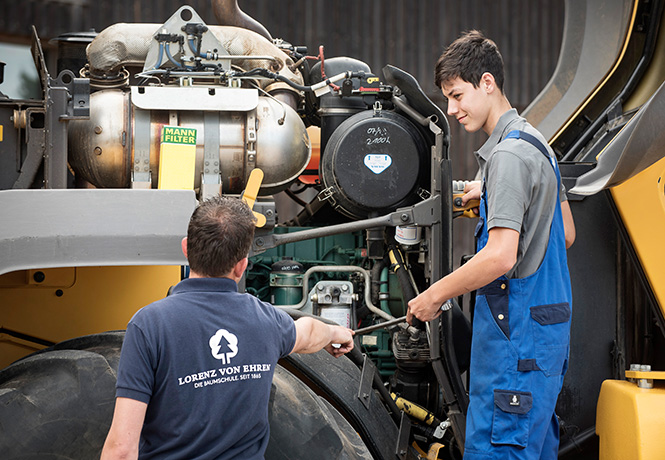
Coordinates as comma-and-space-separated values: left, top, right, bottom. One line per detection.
441, 77, 491, 134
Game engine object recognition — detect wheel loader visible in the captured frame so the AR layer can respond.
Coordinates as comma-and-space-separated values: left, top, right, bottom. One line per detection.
1, 0, 664, 458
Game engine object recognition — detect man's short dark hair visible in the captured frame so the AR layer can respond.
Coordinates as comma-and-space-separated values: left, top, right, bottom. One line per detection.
186, 196, 257, 277
434, 30, 505, 93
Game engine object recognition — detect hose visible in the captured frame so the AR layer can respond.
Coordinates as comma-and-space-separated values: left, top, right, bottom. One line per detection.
274, 265, 394, 321
391, 393, 441, 426
388, 246, 425, 330
236, 67, 365, 95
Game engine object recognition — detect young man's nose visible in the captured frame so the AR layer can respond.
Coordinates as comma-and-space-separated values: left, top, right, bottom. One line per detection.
447, 101, 458, 116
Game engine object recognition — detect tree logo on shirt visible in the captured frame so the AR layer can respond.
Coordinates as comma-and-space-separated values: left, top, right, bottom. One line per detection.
209, 329, 239, 365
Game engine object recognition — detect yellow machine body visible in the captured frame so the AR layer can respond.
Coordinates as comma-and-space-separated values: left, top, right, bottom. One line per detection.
0, 265, 181, 369
610, 157, 665, 316
596, 374, 665, 460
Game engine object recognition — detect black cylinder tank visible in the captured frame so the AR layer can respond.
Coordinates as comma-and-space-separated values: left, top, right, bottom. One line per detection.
320, 109, 429, 219
310, 57, 372, 154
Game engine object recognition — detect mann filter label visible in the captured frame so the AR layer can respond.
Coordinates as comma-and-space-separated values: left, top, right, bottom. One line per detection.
161, 126, 197, 144
364, 154, 392, 174
158, 125, 197, 190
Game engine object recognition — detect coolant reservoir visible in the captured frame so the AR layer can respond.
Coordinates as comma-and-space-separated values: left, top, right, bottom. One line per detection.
68, 86, 311, 195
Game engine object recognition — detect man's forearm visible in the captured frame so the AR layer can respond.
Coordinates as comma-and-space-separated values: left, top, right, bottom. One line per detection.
101, 397, 147, 460
408, 227, 519, 321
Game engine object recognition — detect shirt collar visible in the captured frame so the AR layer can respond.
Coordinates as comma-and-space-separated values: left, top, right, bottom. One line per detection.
475, 108, 522, 166
170, 276, 239, 295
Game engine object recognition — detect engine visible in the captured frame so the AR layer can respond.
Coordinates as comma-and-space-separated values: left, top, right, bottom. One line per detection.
49, 4, 468, 454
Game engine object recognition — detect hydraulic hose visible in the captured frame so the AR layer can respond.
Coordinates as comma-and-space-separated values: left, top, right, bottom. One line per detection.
237, 67, 365, 96
391, 393, 440, 426
388, 246, 425, 330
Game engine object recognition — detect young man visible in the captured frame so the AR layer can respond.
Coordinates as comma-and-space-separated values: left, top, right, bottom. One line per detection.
101, 196, 354, 460
408, 31, 575, 459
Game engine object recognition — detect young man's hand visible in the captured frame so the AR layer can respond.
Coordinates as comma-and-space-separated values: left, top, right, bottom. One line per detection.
463, 180, 482, 216
408, 289, 444, 323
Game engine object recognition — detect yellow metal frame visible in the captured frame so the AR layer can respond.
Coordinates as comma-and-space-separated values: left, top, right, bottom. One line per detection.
0, 265, 181, 368
610, 156, 665, 315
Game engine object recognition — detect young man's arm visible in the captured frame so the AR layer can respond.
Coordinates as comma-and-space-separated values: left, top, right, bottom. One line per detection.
100, 397, 148, 460
408, 226, 519, 322
561, 200, 576, 248
291, 317, 354, 357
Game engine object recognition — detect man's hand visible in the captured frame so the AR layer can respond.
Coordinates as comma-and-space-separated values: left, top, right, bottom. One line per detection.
324, 326, 355, 358
407, 289, 444, 323
292, 317, 354, 357
462, 180, 482, 216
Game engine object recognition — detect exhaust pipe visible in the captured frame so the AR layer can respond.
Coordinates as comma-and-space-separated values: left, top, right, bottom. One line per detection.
212, 0, 272, 41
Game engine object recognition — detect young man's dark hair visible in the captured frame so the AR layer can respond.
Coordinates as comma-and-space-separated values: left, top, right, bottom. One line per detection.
186, 196, 256, 277
434, 30, 505, 93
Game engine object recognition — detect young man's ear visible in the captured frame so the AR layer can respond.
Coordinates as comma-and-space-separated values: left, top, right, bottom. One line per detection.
480, 72, 496, 93
181, 237, 188, 259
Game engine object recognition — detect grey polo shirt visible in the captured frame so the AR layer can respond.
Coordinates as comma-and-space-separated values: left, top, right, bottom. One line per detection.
475, 109, 567, 279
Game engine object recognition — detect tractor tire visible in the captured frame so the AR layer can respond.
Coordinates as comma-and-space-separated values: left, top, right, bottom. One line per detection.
0, 332, 373, 459
267, 365, 372, 459
0, 331, 123, 459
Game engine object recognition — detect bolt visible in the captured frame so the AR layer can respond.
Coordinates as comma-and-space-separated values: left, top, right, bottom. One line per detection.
94, 126, 102, 134
400, 213, 409, 222
341, 284, 349, 292
33, 271, 46, 283
265, 209, 274, 217
94, 147, 102, 155
255, 237, 264, 247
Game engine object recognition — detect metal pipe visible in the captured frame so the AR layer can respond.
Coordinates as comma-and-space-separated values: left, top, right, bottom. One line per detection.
274, 265, 394, 321
353, 316, 407, 335
211, 0, 273, 41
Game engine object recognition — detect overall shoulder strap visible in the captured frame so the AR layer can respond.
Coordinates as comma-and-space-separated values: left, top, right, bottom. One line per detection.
503, 130, 550, 159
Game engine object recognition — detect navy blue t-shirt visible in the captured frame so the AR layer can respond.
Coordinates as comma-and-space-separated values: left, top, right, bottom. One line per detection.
115, 277, 297, 459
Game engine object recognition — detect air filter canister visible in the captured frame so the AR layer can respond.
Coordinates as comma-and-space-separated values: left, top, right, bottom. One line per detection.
320, 110, 428, 219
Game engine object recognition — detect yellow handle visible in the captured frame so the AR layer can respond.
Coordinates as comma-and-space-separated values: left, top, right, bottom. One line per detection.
452, 192, 480, 218
242, 169, 267, 228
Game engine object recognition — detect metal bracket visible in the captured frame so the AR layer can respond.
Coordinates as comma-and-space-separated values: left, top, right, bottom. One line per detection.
395, 411, 412, 460
131, 108, 152, 188
246, 111, 257, 173
251, 195, 441, 254
201, 111, 222, 199
30, 26, 90, 189
358, 353, 377, 410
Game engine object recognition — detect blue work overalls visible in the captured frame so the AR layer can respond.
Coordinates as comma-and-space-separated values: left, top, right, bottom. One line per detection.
463, 131, 572, 460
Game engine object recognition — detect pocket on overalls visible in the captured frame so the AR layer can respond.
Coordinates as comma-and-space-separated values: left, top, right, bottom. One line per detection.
491, 389, 532, 447
478, 280, 510, 340
530, 302, 571, 377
